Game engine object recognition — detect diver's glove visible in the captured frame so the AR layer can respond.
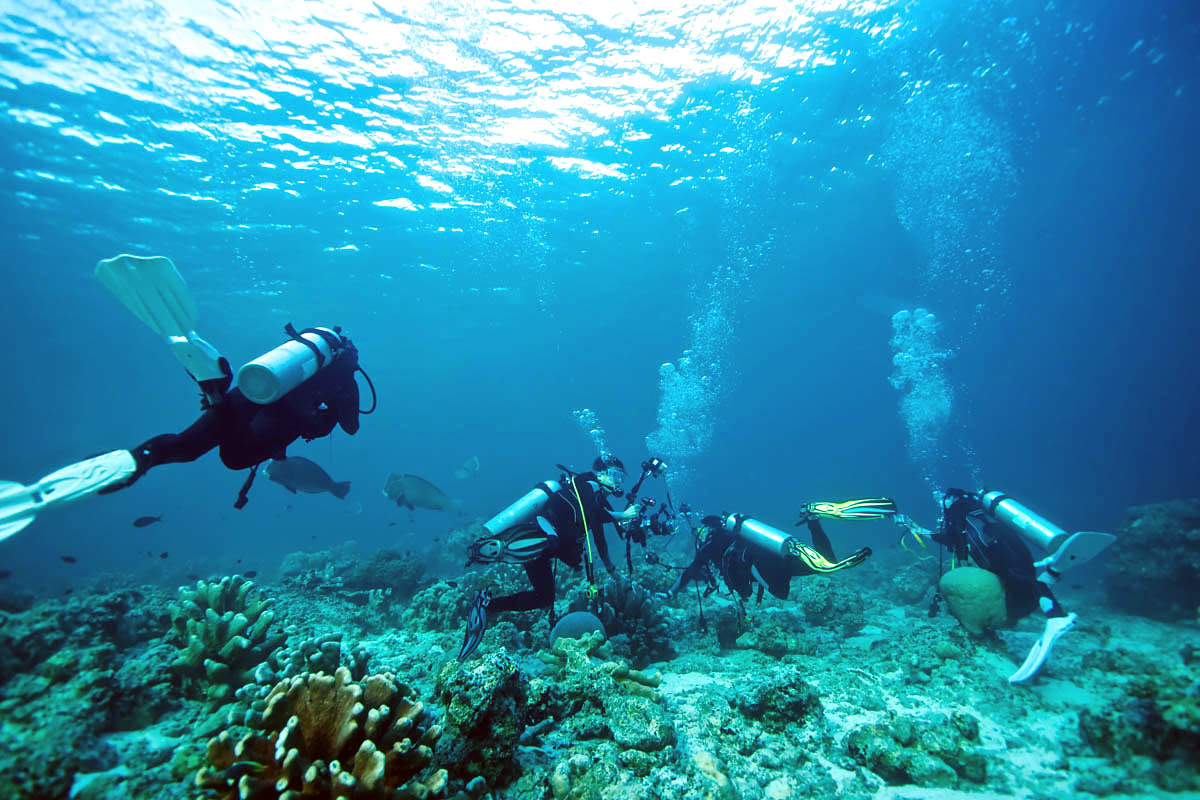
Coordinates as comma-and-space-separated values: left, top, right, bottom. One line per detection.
893, 513, 931, 551
1009, 612, 1076, 684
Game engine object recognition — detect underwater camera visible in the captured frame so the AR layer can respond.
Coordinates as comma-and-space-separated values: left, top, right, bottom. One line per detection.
642, 457, 668, 478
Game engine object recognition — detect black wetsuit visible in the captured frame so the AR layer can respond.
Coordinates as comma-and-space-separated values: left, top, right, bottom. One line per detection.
671, 519, 839, 602
935, 491, 1066, 620
126, 341, 360, 476
488, 473, 620, 615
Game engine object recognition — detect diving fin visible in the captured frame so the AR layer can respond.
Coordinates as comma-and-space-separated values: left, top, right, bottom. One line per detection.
466, 523, 552, 565
459, 589, 491, 660
0, 451, 138, 541
800, 497, 898, 522
1009, 612, 1076, 684
1033, 531, 1116, 580
95, 254, 226, 382
786, 540, 873, 573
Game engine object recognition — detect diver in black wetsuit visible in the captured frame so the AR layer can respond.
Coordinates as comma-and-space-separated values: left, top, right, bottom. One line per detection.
933, 489, 1068, 623
105, 328, 362, 507
459, 455, 642, 658
663, 512, 872, 602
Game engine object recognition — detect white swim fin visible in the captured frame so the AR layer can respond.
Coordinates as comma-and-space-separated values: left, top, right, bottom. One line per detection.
1034, 531, 1116, 580
95, 254, 225, 381
0, 451, 137, 541
1009, 612, 1077, 684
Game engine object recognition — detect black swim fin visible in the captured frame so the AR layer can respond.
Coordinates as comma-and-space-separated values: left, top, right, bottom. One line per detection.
459, 589, 491, 660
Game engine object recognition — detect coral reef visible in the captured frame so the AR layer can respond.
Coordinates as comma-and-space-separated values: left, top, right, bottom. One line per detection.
343, 548, 428, 600
733, 664, 824, 733
231, 632, 370, 726
529, 631, 675, 759
1079, 658, 1200, 790
733, 608, 815, 657
168, 574, 286, 705
402, 580, 475, 634
434, 650, 526, 787
568, 577, 675, 667
0, 586, 177, 798
845, 711, 988, 788
792, 577, 867, 635
196, 666, 447, 799
1104, 499, 1200, 620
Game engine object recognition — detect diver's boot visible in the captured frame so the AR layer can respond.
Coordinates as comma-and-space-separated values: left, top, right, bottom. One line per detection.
458, 589, 492, 660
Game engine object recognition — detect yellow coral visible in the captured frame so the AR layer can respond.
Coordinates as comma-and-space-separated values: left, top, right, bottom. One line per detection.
196, 666, 446, 799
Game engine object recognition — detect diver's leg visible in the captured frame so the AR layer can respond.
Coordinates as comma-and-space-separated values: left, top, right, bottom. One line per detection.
101, 410, 223, 493
488, 558, 555, 614
807, 519, 836, 561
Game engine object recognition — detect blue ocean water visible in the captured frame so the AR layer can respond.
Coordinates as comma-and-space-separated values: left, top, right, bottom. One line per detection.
0, 0, 1196, 590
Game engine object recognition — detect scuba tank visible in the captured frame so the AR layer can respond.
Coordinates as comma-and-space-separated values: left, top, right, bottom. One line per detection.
482, 480, 562, 536
236, 325, 347, 405
720, 514, 799, 558
979, 490, 1068, 554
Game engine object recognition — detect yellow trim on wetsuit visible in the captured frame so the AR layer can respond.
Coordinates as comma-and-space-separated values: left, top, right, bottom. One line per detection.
569, 476, 597, 587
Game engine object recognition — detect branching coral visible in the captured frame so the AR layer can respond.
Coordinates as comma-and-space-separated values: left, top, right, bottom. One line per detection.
168, 575, 286, 705
196, 666, 447, 799
232, 633, 370, 727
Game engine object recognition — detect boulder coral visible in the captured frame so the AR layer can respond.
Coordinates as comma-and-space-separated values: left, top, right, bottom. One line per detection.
568, 578, 675, 667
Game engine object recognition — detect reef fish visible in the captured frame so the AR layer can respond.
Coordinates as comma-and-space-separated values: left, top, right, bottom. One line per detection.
453, 455, 481, 480
382, 473, 455, 511
265, 457, 350, 499
133, 515, 162, 527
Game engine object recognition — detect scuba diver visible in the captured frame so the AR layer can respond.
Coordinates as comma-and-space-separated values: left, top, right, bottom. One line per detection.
0, 254, 373, 539
920, 488, 1115, 684
661, 498, 895, 603
457, 455, 642, 659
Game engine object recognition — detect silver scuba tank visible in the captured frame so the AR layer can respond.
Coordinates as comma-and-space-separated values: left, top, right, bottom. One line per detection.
721, 514, 799, 558
980, 490, 1068, 553
236, 327, 345, 405
483, 480, 562, 536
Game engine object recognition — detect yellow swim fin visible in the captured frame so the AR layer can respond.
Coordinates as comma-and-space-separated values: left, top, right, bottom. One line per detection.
798, 497, 898, 523
786, 540, 873, 573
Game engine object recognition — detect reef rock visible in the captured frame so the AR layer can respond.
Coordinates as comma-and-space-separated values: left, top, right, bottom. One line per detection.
435, 650, 527, 788
1104, 499, 1200, 620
